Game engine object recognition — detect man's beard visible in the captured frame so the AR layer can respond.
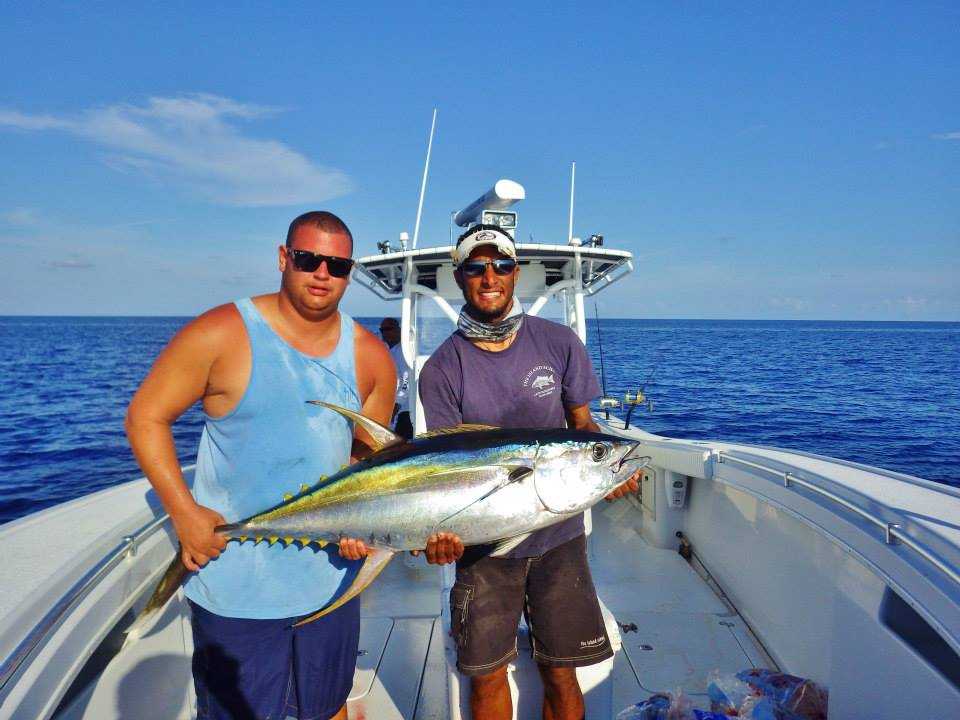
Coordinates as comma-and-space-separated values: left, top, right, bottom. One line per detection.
466, 301, 510, 323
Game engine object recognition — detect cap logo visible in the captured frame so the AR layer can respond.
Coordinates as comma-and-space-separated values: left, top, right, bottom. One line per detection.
452, 223, 516, 262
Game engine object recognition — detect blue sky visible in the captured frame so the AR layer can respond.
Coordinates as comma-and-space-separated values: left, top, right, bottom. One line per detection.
0, 3, 957, 319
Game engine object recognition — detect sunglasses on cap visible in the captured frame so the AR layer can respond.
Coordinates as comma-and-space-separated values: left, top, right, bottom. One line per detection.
458, 258, 518, 278
287, 248, 354, 277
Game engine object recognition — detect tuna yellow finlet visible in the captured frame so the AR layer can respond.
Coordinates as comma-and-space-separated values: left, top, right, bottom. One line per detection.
283, 492, 293, 501
268, 535, 279, 545
299, 536, 310, 546
300, 483, 311, 493
239, 535, 248, 543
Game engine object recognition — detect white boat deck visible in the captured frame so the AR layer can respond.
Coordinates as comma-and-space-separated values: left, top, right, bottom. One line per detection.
589, 499, 769, 710
6, 427, 955, 718
352, 496, 771, 718
53, 494, 768, 719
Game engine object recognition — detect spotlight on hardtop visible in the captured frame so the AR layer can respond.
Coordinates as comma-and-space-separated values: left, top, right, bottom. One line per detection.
454, 179, 525, 238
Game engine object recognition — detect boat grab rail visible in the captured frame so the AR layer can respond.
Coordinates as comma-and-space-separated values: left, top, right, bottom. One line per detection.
714, 450, 960, 590
0, 512, 170, 697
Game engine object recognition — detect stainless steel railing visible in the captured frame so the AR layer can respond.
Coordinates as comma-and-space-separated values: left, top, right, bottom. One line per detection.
0, 513, 170, 696
714, 450, 960, 589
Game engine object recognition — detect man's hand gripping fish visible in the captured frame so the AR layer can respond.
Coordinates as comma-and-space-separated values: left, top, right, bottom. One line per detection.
126, 402, 649, 642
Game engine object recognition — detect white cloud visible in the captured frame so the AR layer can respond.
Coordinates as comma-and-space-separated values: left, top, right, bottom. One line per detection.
43, 258, 95, 270
932, 131, 960, 141
1, 207, 39, 226
886, 295, 930, 312
0, 94, 352, 206
769, 296, 812, 312
0, 110, 72, 131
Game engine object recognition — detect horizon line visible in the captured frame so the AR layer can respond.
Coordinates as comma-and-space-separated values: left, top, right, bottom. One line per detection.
0, 314, 957, 324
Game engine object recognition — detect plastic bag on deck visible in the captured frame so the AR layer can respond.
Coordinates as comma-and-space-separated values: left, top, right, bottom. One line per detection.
735, 669, 828, 720
616, 690, 698, 720
620, 670, 827, 720
707, 670, 753, 714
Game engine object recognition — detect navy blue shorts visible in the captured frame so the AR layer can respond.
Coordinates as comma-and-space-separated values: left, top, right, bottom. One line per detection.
189, 598, 360, 720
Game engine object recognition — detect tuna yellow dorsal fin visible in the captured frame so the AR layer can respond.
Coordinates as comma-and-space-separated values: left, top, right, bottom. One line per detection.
415, 423, 500, 439
306, 400, 404, 452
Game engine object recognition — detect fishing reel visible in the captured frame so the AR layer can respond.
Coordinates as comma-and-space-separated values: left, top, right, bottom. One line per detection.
599, 389, 654, 429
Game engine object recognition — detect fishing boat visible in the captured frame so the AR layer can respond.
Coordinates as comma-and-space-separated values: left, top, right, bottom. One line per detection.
1, 177, 958, 720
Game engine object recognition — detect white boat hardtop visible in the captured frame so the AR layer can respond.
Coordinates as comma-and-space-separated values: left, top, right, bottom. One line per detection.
1, 180, 958, 719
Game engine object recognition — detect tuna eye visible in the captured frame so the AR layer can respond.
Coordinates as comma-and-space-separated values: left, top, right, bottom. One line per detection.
592, 443, 609, 462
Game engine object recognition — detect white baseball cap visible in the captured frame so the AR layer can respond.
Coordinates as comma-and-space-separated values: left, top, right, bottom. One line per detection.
451, 224, 517, 264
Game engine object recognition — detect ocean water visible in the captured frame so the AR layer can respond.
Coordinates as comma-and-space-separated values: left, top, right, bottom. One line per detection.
0, 316, 957, 525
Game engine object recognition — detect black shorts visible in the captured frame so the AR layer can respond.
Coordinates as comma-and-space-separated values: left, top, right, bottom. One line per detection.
394, 411, 413, 439
449, 534, 612, 676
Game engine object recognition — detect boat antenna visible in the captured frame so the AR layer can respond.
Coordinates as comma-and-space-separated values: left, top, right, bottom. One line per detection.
412, 108, 437, 249
567, 160, 576, 243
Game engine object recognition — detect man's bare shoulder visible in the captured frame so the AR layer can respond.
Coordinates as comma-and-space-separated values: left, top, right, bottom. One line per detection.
172, 302, 246, 353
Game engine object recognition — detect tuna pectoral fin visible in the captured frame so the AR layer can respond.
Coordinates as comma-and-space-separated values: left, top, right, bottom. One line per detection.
431, 465, 535, 531
293, 547, 395, 627
489, 533, 532, 557
123, 551, 189, 647
306, 400, 404, 452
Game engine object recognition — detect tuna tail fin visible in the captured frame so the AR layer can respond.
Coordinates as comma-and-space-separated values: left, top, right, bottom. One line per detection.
122, 551, 190, 648
293, 547, 396, 627
214, 522, 240, 536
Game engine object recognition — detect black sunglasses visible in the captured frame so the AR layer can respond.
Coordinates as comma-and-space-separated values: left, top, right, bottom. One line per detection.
287, 248, 354, 277
458, 258, 518, 278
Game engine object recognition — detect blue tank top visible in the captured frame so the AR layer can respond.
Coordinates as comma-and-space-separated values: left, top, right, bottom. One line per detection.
183, 298, 363, 619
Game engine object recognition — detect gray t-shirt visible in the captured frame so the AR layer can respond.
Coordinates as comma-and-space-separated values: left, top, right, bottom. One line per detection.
418, 314, 601, 557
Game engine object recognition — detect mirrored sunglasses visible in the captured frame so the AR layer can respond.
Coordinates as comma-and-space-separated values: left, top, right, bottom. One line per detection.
287, 248, 354, 277
458, 258, 518, 278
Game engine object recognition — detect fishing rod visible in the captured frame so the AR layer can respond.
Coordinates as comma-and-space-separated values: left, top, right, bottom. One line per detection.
594, 303, 656, 427
624, 363, 657, 430
594, 302, 612, 420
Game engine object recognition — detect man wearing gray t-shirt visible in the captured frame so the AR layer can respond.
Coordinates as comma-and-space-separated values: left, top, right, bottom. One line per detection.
418, 224, 639, 720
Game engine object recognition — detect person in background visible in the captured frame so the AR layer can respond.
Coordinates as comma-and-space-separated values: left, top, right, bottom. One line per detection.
379, 316, 413, 438
126, 211, 394, 720
417, 224, 640, 720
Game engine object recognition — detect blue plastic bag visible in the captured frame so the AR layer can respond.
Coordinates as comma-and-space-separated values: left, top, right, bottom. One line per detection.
736, 669, 828, 720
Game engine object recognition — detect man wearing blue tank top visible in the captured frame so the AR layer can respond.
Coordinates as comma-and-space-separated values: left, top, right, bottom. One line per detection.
418, 225, 640, 720
126, 212, 396, 720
